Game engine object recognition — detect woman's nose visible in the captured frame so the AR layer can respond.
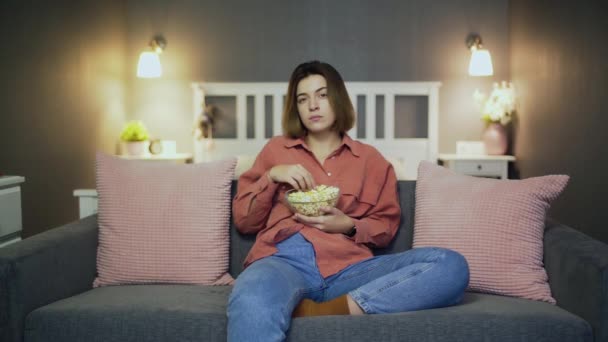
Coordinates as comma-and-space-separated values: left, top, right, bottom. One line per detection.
309, 98, 319, 111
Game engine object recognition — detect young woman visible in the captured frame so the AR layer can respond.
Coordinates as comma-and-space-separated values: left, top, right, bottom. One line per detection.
227, 61, 469, 341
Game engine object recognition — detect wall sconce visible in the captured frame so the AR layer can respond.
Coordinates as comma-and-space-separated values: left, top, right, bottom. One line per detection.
466, 33, 493, 76
137, 35, 167, 78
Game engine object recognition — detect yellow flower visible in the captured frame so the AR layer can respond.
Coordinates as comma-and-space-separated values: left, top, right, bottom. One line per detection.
120, 120, 150, 142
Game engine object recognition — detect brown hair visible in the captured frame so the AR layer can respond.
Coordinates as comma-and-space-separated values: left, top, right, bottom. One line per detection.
282, 61, 355, 138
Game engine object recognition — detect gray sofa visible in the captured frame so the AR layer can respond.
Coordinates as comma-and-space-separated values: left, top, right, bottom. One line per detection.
1, 181, 607, 342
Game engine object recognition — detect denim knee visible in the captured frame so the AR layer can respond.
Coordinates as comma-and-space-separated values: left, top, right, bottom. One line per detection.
229, 283, 288, 318
228, 284, 294, 339
439, 248, 470, 289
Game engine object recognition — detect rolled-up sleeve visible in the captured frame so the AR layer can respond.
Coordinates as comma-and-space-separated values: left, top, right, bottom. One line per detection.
350, 157, 401, 247
232, 141, 279, 234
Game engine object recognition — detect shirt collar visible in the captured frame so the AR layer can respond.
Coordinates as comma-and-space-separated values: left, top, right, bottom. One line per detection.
284, 133, 360, 157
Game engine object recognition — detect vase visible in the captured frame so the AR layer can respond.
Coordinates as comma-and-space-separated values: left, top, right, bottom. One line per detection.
124, 141, 149, 156
482, 123, 508, 155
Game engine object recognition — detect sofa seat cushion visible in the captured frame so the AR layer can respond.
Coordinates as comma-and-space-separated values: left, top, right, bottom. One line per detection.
25, 285, 231, 342
289, 293, 592, 342
25, 287, 591, 342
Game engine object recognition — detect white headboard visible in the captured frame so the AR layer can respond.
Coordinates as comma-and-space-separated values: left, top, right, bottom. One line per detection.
192, 82, 441, 180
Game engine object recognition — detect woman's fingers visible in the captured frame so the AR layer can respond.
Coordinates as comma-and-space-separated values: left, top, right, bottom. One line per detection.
300, 173, 314, 191
320, 206, 341, 215
293, 214, 326, 230
294, 213, 324, 224
269, 164, 316, 191
290, 170, 313, 191
291, 175, 305, 191
294, 174, 307, 191
294, 165, 315, 190
286, 180, 299, 190
304, 172, 316, 189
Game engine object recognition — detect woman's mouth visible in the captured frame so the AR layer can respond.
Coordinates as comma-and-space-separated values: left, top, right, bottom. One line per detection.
310, 115, 322, 122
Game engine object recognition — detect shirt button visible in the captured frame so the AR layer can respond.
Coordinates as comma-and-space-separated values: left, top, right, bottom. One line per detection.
327, 172, 332, 176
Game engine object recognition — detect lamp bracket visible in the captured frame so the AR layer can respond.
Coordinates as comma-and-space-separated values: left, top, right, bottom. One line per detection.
466, 33, 483, 50
150, 35, 167, 52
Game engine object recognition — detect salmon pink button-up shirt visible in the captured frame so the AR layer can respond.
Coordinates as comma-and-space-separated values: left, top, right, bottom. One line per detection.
232, 134, 401, 278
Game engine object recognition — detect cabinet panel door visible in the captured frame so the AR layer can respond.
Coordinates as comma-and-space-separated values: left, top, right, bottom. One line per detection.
0, 187, 22, 237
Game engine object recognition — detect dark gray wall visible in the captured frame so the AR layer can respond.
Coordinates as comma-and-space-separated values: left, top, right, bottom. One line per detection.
1, 0, 512, 237
126, 0, 510, 155
1, 0, 604, 244
0, 0, 127, 237
510, 1, 608, 242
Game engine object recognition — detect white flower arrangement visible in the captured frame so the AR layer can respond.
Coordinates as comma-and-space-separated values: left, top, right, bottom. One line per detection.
473, 81, 516, 125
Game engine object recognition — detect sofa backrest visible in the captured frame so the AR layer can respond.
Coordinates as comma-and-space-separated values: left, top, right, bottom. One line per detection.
228, 180, 417, 278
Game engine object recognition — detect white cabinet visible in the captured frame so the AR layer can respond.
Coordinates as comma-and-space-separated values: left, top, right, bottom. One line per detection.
0, 176, 25, 247
438, 154, 516, 179
119, 153, 193, 163
73, 153, 192, 219
73, 189, 98, 219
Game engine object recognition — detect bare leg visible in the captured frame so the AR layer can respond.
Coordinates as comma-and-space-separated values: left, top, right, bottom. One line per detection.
346, 294, 365, 315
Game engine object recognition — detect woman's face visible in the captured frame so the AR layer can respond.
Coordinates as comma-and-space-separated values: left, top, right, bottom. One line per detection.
296, 74, 336, 135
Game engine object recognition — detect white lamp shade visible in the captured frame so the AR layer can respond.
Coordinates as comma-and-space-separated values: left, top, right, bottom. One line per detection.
137, 51, 162, 78
468, 49, 494, 76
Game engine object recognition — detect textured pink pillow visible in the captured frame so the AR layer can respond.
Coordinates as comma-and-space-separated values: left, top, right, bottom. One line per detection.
413, 161, 569, 303
94, 153, 236, 287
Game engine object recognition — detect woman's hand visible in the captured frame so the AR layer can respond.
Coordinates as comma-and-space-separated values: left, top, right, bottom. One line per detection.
268, 164, 316, 191
293, 206, 354, 234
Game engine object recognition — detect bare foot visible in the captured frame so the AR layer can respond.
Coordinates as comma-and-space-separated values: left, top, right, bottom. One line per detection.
346, 295, 365, 315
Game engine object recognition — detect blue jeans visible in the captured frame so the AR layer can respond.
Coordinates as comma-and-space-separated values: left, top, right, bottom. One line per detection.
227, 233, 469, 342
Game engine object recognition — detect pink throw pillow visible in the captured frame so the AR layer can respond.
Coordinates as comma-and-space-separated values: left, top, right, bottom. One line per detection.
94, 153, 236, 287
413, 161, 569, 303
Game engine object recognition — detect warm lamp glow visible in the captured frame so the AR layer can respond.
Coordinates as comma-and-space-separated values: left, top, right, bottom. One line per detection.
136, 35, 166, 78
466, 33, 494, 77
468, 48, 494, 76
137, 51, 162, 78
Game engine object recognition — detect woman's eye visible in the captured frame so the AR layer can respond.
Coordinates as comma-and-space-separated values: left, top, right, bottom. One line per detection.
297, 98, 306, 104
319, 93, 327, 98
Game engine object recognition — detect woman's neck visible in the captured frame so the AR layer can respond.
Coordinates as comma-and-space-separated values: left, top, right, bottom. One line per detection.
305, 131, 342, 159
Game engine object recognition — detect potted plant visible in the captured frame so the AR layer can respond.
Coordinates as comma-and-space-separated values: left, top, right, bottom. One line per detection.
473, 81, 516, 155
120, 120, 150, 156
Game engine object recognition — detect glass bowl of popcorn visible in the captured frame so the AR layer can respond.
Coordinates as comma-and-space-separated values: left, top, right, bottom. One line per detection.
285, 185, 340, 217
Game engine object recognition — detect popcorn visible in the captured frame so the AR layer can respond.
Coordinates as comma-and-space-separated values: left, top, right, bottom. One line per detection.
286, 185, 340, 217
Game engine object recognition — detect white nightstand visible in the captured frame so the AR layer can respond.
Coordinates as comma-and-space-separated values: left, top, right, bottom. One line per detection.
0, 176, 25, 247
437, 154, 516, 179
73, 153, 193, 219
119, 153, 193, 163
73, 189, 98, 219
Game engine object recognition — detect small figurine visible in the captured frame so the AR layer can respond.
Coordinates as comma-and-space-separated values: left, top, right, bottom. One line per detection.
194, 104, 220, 140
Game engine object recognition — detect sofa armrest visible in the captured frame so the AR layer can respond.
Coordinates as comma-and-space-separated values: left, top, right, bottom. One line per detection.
544, 219, 608, 342
0, 215, 98, 342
